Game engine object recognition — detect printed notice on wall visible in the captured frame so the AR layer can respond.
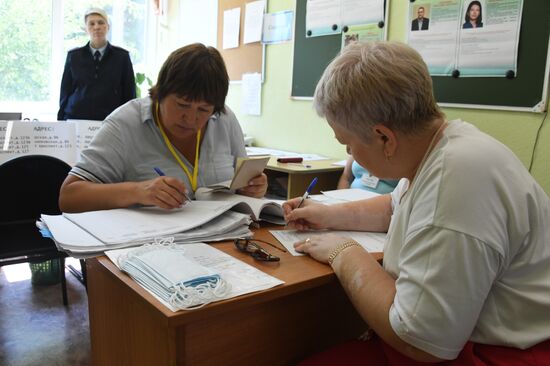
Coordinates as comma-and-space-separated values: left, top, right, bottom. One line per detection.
407, 0, 523, 77
305, 0, 384, 38
241, 73, 262, 116
0, 120, 102, 166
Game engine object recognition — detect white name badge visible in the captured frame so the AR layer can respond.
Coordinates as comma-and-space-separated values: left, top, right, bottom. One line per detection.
361, 173, 379, 189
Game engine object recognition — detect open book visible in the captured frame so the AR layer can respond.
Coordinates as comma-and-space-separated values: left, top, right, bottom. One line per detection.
205, 156, 270, 192
196, 189, 286, 225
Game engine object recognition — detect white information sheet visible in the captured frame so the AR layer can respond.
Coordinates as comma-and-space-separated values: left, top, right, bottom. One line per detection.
241, 73, 262, 115
243, 0, 265, 44
407, 0, 523, 77
306, 0, 341, 37
306, 0, 385, 38
223, 7, 241, 49
0, 120, 102, 165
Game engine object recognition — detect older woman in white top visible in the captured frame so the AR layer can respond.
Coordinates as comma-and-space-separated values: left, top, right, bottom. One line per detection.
284, 41, 550, 365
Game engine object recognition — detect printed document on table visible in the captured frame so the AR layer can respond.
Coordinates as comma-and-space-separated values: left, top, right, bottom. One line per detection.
270, 229, 385, 256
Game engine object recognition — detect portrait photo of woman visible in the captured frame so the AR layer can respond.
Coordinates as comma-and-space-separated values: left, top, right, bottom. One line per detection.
463, 1, 483, 29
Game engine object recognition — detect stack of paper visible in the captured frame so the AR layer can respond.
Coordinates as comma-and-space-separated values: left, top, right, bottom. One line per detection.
40, 201, 254, 258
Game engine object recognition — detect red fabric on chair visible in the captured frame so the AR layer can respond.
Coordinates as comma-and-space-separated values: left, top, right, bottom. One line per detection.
298, 337, 550, 366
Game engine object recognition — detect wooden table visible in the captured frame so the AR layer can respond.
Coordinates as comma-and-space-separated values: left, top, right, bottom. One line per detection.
265, 157, 344, 200
87, 226, 382, 366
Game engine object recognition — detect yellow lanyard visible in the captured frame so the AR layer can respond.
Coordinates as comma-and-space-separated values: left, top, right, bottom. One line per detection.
154, 102, 201, 191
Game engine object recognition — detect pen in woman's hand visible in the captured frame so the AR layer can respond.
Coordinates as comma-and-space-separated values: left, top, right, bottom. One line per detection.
297, 177, 318, 208
153, 167, 192, 202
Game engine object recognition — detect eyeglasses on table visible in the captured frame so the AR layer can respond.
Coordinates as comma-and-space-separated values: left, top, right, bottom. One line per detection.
233, 238, 286, 262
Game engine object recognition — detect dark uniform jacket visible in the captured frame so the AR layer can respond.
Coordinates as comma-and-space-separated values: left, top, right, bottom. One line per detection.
58, 42, 136, 120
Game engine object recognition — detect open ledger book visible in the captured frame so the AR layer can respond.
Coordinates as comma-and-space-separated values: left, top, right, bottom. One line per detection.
41, 192, 285, 256
195, 189, 286, 225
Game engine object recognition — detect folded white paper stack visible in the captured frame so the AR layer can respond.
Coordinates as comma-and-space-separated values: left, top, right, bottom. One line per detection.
40, 200, 255, 258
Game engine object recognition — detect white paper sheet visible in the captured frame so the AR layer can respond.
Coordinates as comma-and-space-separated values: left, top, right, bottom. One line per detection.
243, 0, 265, 44
241, 73, 262, 115
0, 120, 102, 165
306, 0, 341, 37
223, 7, 241, 49
270, 229, 385, 256
320, 188, 380, 202
341, 0, 384, 26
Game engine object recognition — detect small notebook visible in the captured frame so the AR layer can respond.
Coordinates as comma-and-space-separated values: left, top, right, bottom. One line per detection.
206, 156, 270, 191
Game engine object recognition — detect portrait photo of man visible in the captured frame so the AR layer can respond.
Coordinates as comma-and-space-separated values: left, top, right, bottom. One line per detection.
411, 6, 430, 31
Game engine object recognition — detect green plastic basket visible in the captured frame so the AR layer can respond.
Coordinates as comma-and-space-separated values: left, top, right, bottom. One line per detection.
29, 259, 61, 286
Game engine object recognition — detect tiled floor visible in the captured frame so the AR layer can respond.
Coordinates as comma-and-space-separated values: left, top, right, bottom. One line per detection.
0, 259, 91, 366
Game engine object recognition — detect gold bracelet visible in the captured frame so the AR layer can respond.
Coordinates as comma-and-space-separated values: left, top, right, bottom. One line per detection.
327, 240, 361, 265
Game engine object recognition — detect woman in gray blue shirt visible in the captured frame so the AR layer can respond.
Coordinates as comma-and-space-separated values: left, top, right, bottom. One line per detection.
59, 44, 267, 212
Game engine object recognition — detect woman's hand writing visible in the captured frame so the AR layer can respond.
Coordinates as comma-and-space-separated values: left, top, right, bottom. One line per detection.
138, 176, 188, 209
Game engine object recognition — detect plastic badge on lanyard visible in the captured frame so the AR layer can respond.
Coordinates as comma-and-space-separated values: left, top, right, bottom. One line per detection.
119, 238, 230, 309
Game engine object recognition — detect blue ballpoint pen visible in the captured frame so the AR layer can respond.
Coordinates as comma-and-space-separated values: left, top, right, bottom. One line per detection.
153, 167, 192, 202
297, 177, 318, 208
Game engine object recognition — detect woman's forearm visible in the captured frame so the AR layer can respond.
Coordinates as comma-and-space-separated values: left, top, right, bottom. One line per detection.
59, 177, 142, 212
327, 194, 392, 232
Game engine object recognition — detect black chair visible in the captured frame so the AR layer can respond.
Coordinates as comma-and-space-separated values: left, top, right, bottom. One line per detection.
0, 155, 71, 306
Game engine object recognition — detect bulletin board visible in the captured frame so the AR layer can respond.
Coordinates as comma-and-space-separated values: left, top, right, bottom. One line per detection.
217, 0, 266, 82
291, 0, 550, 112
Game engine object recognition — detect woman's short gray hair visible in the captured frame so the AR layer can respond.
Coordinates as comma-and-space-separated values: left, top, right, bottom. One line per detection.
313, 41, 443, 140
